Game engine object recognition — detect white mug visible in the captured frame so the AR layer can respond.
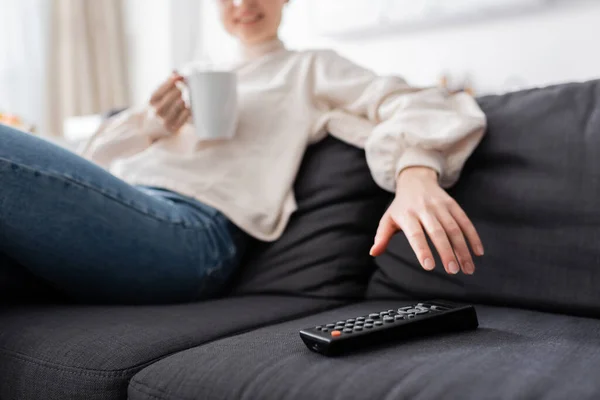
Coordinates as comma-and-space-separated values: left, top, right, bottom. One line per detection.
183, 67, 238, 141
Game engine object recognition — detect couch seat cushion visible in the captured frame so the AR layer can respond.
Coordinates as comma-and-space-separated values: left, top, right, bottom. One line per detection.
130, 301, 600, 400
0, 252, 66, 304
0, 296, 342, 400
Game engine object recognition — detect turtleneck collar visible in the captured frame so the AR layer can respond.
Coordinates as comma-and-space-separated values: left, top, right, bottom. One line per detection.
237, 37, 286, 61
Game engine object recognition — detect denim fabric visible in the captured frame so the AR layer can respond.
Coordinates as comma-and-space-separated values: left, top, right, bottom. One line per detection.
0, 124, 246, 304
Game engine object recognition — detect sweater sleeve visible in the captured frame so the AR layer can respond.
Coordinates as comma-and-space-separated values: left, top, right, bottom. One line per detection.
78, 105, 179, 169
311, 50, 487, 192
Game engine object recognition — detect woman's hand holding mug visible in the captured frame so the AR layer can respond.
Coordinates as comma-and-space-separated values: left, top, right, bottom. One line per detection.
149, 68, 238, 140
150, 72, 191, 134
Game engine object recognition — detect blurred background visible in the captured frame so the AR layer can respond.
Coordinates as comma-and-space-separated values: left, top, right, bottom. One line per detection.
1, 0, 599, 140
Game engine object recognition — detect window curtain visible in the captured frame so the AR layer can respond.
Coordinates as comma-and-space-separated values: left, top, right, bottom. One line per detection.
46, 0, 130, 136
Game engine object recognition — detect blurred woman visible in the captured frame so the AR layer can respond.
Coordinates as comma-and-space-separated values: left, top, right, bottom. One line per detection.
0, 0, 486, 304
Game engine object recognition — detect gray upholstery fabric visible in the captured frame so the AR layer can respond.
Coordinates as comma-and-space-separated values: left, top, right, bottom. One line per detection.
130, 301, 600, 400
368, 80, 600, 317
0, 296, 343, 400
0, 252, 67, 304
228, 136, 391, 299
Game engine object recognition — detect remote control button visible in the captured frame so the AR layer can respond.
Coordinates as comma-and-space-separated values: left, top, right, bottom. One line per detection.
388, 309, 395, 314
397, 310, 410, 315
383, 316, 394, 323
374, 321, 384, 326
364, 324, 373, 329
369, 313, 379, 318
346, 319, 356, 323
326, 324, 335, 328
365, 319, 375, 324
354, 326, 363, 331
356, 317, 366, 321
407, 308, 419, 313
343, 328, 353, 333
316, 326, 323, 330
394, 315, 404, 320
379, 311, 388, 316
355, 321, 364, 326
331, 331, 342, 337
408, 315, 416, 319
334, 326, 344, 331
336, 321, 345, 325
417, 303, 426, 307
400, 306, 412, 311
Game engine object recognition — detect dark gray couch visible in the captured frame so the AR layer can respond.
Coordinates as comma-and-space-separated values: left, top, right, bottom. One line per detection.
1, 79, 600, 400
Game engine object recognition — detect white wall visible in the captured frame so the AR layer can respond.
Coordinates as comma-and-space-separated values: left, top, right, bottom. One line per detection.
0, 0, 49, 128
170, 0, 204, 70
281, 0, 600, 94
124, 0, 207, 105
124, 0, 173, 105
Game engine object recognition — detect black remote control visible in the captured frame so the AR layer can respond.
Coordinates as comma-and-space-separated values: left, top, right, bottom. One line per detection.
299, 300, 478, 356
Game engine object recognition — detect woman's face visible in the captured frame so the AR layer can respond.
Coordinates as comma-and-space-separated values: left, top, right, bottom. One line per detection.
218, 0, 287, 45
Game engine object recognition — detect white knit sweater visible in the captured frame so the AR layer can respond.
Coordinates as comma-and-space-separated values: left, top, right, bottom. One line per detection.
80, 39, 487, 241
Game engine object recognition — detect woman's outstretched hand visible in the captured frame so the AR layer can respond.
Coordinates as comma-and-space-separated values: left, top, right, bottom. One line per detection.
150, 72, 191, 134
370, 167, 484, 275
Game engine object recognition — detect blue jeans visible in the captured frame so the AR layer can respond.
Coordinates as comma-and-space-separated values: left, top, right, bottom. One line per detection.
0, 124, 246, 304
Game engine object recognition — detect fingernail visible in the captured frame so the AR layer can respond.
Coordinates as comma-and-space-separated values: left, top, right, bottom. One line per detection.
423, 258, 435, 271
464, 262, 475, 275
476, 245, 485, 256
369, 246, 376, 257
448, 261, 459, 274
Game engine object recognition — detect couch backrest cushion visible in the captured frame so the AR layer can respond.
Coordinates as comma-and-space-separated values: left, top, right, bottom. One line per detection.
228, 136, 391, 299
367, 80, 600, 316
